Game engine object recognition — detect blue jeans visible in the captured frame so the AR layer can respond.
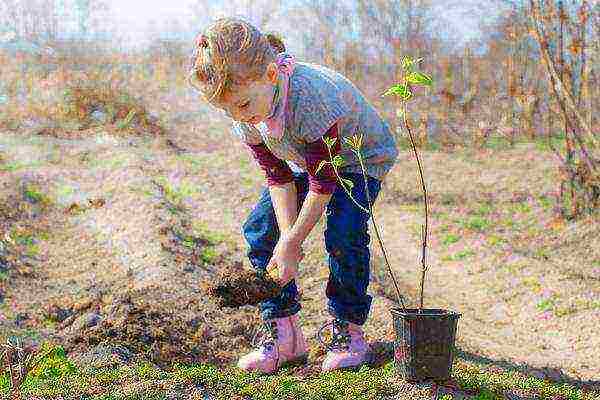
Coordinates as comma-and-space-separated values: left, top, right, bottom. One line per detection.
242, 171, 382, 326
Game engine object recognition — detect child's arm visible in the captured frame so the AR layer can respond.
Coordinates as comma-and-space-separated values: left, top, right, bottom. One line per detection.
244, 142, 302, 285
269, 182, 298, 235
234, 121, 300, 235
259, 122, 340, 285
285, 191, 332, 247
285, 122, 340, 247
245, 142, 298, 233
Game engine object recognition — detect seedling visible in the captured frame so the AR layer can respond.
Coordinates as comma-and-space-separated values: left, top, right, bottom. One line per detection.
318, 55, 433, 311
318, 57, 466, 381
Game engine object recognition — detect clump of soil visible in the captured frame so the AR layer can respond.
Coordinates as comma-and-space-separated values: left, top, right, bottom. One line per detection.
204, 263, 282, 308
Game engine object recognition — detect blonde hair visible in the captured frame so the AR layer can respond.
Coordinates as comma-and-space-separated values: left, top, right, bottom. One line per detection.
188, 17, 286, 104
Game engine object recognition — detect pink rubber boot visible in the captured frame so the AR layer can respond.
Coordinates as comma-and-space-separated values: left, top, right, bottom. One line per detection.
237, 313, 308, 374
318, 318, 371, 372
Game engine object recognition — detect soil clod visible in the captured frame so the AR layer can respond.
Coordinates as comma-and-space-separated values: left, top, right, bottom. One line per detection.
204, 263, 282, 308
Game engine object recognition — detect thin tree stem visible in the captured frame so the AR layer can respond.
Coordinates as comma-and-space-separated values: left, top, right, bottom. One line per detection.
354, 149, 407, 310
402, 96, 429, 313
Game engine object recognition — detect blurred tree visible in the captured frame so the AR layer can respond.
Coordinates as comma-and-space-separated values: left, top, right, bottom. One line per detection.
0, 0, 111, 44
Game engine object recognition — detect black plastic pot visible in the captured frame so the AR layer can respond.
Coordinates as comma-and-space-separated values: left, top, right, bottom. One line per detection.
390, 307, 461, 382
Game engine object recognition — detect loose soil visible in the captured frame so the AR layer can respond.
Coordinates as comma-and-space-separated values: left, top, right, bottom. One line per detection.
205, 265, 282, 309
0, 118, 598, 398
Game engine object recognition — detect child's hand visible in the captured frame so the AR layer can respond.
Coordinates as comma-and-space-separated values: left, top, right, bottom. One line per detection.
266, 236, 304, 286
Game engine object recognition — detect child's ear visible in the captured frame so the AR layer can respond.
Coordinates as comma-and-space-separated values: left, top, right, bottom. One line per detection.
265, 62, 278, 84
194, 66, 210, 83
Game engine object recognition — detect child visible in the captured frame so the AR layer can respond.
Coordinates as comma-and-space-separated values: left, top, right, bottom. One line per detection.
188, 17, 399, 374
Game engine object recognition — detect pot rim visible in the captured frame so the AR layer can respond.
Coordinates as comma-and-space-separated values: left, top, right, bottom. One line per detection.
389, 307, 462, 318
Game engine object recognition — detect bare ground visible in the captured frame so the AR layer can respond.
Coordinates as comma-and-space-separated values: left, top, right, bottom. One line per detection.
0, 121, 598, 398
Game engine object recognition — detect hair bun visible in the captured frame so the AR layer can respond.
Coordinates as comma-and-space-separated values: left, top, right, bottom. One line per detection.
196, 34, 209, 48
265, 32, 285, 53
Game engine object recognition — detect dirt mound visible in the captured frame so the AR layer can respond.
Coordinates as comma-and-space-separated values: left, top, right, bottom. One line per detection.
54, 283, 262, 371
44, 209, 273, 371
0, 141, 274, 371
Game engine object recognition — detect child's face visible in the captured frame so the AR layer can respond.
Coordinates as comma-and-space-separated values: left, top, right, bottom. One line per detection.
211, 62, 279, 125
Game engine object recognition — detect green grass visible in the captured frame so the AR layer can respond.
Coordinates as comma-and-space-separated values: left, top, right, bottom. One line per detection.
5, 351, 598, 400
425, 141, 442, 152
509, 202, 532, 214
151, 176, 202, 216
134, 361, 170, 380
442, 249, 476, 262
533, 132, 569, 152
55, 183, 76, 200
439, 193, 458, 206
537, 195, 554, 211
88, 154, 132, 170
24, 242, 40, 257
461, 216, 492, 232
177, 153, 207, 173
8, 229, 44, 258
533, 247, 551, 260
10, 231, 35, 247
432, 210, 450, 220
441, 233, 461, 245
472, 203, 494, 216
38, 231, 51, 241
399, 204, 421, 213
500, 217, 519, 230
486, 235, 507, 247
482, 135, 513, 150
438, 223, 451, 233
536, 297, 555, 313
0, 159, 46, 172
23, 184, 52, 205
170, 220, 233, 265
502, 261, 528, 274
553, 297, 600, 317
190, 220, 229, 246
521, 276, 542, 292
128, 182, 156, 198
156, 176, 200, 204
200, 246, 219, 264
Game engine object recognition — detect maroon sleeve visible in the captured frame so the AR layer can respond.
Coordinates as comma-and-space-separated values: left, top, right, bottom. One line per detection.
245, 142, 294, 186
304, 122, 340, 195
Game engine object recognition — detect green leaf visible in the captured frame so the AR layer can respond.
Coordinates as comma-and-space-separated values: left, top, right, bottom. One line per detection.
406, 71, 433, 86
332, 155, 344, 167
354, 134, 363, 148
402, 56, 415, 71
315, 160, 328, 175
341, 178, 354, 190
402, 57, 423, 71
323, 136, 337, 148
343, 136, 361, 150
117, 109, 137, 130
382, 84, 412, 100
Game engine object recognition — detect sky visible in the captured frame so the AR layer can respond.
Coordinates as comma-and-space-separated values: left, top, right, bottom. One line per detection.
102, 0, 501, 52
108, 0, 198, 32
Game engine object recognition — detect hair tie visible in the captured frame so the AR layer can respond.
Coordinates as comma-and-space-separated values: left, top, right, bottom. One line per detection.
196, 34, 209, 48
